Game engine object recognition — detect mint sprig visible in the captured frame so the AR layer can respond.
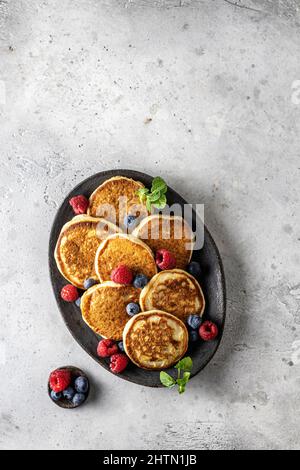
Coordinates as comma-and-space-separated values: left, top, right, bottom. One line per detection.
137, 176, 168, 212
160, 371, 176, 388
160, 356, 193, 394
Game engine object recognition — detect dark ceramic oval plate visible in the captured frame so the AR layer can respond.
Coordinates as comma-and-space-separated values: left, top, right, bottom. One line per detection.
49, 170, 226, 387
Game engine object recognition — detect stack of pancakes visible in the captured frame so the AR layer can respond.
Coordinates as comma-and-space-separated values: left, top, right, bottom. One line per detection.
55, 176, 205, 370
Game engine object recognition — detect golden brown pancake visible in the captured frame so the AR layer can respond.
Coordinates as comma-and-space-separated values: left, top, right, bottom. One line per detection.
54, 216, 121, 289
87, 176, 148, 228
95, 233, 157, 282
132, 215, 194, 269
81, 282, 140, 340
140, 269, 205, 322
123, 310, 188, 370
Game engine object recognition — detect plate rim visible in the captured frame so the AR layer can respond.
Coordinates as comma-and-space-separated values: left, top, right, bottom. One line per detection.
48, 169, 226, 387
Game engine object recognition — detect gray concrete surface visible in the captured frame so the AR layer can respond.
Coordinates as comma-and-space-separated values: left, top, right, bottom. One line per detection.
0, 0, 300, 450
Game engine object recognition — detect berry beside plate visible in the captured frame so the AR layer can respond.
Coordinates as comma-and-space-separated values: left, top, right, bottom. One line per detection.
48, 367, 89, 408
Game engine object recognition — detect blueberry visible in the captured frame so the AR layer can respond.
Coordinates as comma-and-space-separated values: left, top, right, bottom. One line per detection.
50, 390, 62, 402
118, 341, 125, 352
74, 376, 89, 393
62, 386, 75, 401
72, 393, 86, 407
126, 302, 140, 316
75, 297, 81, 307
84, 278, 98, 289
187, 261, 202, 278
187, 314, 202, 330
189, 329, 199, 343
124, 215, 137, 229
133, 274, 148, 289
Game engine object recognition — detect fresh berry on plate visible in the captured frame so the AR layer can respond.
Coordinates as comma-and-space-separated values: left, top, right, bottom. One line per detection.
133, 273, 148, 289
189, 329, 199, 343
126, 302, 140, 316
69, 195, 89, 214
97, 339, 119, 358
118, 341, 125, 352
124, 214, 137, 229
75, 297, 81, 307
187, 261, 202, 277
74, 376, 89, 394
83, 278, 98, 289
110, 353, 129, 374
199, 321, 218, 341
155, 249, 176, 270
72, 393, 86, 407
111, 265, 133, 285
60, 284, 79, 302
187, 314, 202, 330
50, 390, 62, 402
49, 369, 71, 392
62, 386, 75, 401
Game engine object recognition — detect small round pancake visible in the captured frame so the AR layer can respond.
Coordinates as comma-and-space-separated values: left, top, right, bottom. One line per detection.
123, 310, 188, 370
95, 233, 157, 282
81, 282, 140, 340
132, 215, 194, 269
87, 176, 148, 228
139, 269, 205, 322
55, 216, 121, 289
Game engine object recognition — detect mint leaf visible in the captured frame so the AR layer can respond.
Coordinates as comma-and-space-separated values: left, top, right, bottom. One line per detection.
151, 177, 167, 193
160, 185, 168, 194
174, 356, 193, 372
137, 187, 149, 196
182, 371, 191, 382
137, 187, 149, 202
153, 194, 167, 209
160, 371, 176, 388
148, 189, 162, 203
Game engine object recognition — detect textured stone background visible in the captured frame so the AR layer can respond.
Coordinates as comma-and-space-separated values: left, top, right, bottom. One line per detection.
0, 0, 299, 450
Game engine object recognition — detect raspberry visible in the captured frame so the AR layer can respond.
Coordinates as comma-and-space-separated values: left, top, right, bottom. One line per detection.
97, 339, 119, 358
49, 369, 71, 392
111, 265, 133, 284
110, 353, 129, 374
61, 284, 79, 302
155, 249, 176, 270
199, 321, 218, 341
69, 195, 89, 214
